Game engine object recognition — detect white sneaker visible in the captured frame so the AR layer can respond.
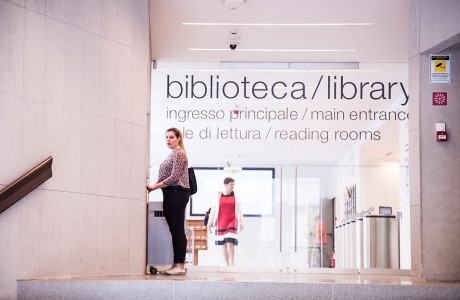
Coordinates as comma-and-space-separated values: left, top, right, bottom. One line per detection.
165, 267, 187, 275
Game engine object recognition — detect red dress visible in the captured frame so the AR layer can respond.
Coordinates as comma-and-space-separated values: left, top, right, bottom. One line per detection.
215, 192, 238, 245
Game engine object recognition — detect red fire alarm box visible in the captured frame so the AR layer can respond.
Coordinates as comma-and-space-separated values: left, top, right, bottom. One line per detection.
436, 131, 448, 142
436, 123, 448, 142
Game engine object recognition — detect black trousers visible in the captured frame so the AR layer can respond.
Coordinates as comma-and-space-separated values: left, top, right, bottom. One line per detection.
162, 186, 190, 264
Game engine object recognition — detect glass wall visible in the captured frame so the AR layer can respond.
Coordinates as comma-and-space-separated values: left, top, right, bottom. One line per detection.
149, 161, 407, 271
148, 63, 410, 271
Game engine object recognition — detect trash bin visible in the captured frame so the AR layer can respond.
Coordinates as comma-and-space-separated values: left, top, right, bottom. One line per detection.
356, 217, 363, 268
350, 219, 356, 268
362, 215, 399, 268
337, 224, 343, 268
147, 202, 173, 266
335, 224, 341, 268
345, 221, 351, 268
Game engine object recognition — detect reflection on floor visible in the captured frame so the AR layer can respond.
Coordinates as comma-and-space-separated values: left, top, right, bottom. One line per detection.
18, 266, 460, 300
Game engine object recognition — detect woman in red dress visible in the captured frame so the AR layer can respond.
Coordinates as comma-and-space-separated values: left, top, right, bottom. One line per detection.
207, 177, 244, 266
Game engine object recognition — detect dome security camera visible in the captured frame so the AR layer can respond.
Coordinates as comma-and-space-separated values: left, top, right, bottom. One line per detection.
228, 30, 240, 50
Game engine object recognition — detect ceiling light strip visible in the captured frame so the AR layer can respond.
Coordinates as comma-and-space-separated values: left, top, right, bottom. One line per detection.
280, 23, 376, 26
188, 48, 357, 52
183, 22, 375, 26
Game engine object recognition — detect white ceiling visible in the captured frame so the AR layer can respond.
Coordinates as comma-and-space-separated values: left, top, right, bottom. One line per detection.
149, 0, 409, 64
148, 0, 409, 165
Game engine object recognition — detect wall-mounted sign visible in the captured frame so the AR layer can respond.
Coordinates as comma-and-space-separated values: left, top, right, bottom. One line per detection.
432, 91, 447, 106
150, 63, 408, 165
430, 55, 451, 84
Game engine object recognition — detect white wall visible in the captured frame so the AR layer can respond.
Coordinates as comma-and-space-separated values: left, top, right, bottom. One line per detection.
0, 0, 150, 298
334, 146, 361, 221
360, 157, 400, 214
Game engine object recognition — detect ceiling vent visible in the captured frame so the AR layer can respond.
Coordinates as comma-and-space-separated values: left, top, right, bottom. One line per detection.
224, 0, 245, 9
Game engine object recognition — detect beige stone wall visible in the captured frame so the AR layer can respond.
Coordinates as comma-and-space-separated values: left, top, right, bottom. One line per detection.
409, 0, 460, 281
0, 0, 150, 298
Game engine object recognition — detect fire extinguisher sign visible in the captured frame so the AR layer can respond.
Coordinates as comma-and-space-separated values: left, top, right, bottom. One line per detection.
430, 54, 451, 84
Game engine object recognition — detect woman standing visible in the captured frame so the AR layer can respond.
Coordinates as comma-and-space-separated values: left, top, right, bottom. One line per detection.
147, 128, 189, 275
207, 177, 244, 266
314, 214, 329, 267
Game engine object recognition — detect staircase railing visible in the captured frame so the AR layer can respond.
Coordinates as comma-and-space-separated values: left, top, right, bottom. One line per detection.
0, 156, 53, 215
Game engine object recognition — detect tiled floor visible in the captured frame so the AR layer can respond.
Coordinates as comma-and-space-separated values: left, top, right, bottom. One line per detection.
18, 267, 460, 300
19, 266, 460, 286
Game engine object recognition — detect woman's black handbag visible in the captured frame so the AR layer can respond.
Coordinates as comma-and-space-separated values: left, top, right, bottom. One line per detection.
188, 167, 197, 195
203, 208, 211, 225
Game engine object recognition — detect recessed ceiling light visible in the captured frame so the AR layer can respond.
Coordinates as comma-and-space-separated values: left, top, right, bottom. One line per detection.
188, 48, 230, 51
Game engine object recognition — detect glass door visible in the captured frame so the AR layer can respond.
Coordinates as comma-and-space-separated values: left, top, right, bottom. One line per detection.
178, 165, 334, 271
281, 166, 333, 271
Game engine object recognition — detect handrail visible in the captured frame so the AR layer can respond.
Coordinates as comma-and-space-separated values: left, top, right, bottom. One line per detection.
0, 156, 53, 215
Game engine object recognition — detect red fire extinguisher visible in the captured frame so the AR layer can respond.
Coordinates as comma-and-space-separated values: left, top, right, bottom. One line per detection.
330, 250, 335, 268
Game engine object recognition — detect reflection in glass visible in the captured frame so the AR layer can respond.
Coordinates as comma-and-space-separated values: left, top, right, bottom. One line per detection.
149, 162, 407, 271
